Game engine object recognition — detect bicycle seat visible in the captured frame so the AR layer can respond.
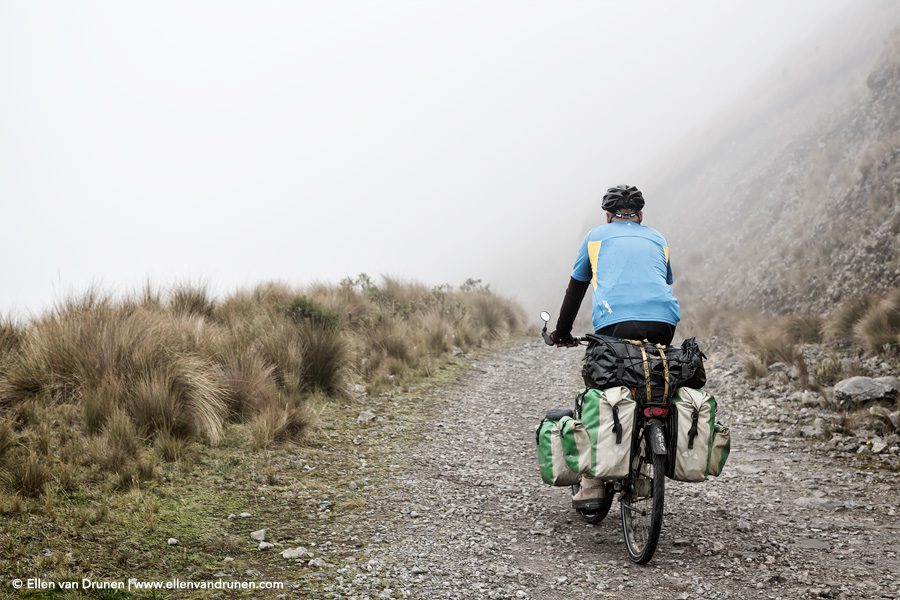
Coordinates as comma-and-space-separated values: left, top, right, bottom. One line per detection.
544, 408, 574, 420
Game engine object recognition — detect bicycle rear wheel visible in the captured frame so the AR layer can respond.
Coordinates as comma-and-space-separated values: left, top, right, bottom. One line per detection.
620, 433, 665, 564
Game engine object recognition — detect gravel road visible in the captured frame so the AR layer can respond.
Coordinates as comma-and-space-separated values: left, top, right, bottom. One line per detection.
327, 340, 900, 600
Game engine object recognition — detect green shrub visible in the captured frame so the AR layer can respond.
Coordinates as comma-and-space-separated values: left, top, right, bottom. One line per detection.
287, 296, 339, 329
814, 354, 842, 386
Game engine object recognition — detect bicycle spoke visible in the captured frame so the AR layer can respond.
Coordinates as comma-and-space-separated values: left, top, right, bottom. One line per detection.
621, 429, 663, 563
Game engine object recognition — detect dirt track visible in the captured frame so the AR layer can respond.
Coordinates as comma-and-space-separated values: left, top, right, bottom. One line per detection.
325, 340, 900, 600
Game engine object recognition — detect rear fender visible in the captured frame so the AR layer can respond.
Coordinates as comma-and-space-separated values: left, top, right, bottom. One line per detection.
646, 420, 667, 456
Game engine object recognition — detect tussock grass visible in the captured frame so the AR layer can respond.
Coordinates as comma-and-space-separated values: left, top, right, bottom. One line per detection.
249, 399, 317, 450
823, 295, 875, 343
683, 304, 817, 380
168, 282, 215, 319
153, 431, 188, 462
685, 289, 900, 383
737, 325, 796, 366
1, 449, 50, 498
213, 341, 280, 419
0, 275, 524, 495
128, 357, 226, 443
853, 288, 900, 354
0, 318, 23, 362
784, 315, 823, 344
298, 322, 349, 397
742, 356, 768, 379
0, 420, 15, 460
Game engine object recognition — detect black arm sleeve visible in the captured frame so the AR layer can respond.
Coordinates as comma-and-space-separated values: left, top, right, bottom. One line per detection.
555, 277, 590, 336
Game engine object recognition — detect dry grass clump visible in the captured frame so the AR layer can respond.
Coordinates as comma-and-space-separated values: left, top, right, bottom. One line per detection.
682, 304, 818, 380
128, 357, 226, 443
742, 356, 768, 380
0, 449, 50, 498
168, 283, 215, 319
0, 296, 228, 445
735, 320, 797, 367
330, 276, 524, 393
0, 420, 15, 459
0, 276, 524, 496
684, 289, 900, 384
249, 398, 318, 450
852, 288, 900, 354
677, 304, 757, 339
784, 315, 823, 344
823, 295, 875, 344
85, 430, 157, 491
297, 322, 349, 396
0, 318, 24, 363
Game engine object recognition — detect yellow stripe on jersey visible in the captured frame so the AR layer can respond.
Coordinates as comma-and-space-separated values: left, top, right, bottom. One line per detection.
588, 240, 602, 289
664, 246, 670, 264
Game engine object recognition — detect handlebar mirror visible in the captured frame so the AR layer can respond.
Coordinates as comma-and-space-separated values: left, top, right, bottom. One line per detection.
539, 311, 551, 324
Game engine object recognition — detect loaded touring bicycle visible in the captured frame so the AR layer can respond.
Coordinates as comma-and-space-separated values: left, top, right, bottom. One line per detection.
535, 311, 730, 564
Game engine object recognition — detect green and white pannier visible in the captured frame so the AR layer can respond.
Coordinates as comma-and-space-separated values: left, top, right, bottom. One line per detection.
670, 387, 730, 481
535, 415, 591, 486
580, 386, 636, 480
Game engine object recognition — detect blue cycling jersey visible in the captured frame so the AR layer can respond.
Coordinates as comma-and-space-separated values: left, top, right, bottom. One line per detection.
571, 221, 681, 331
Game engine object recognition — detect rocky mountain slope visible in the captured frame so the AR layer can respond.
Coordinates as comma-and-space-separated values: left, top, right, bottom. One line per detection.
649, 5, 900, 314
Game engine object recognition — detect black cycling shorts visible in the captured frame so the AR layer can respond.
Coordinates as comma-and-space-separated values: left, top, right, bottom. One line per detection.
596, 320, 676, 346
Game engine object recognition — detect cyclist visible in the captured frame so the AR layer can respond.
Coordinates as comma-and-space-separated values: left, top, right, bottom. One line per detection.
549, 184, 680, 508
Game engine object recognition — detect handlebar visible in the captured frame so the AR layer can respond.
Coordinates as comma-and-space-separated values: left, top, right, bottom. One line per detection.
541, 326, 588, 347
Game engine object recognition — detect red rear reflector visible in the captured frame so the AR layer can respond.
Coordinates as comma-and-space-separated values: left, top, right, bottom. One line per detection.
644, 407, 669, 418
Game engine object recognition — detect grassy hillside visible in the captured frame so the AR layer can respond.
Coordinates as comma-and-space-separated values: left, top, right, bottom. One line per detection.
0, 277, 524, 594
681, 286, 900, 386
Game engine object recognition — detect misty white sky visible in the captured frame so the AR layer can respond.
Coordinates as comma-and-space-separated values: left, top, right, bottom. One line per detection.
1, 0, 853, 316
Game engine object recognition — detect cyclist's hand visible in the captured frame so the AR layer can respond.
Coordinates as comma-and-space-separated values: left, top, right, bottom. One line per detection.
549, 330, 576, 347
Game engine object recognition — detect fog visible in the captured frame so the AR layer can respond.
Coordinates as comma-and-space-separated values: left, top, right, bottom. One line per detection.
1, 0, 853, 317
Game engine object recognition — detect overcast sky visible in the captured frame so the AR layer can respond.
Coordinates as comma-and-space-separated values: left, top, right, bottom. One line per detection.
1, 0, 854, 316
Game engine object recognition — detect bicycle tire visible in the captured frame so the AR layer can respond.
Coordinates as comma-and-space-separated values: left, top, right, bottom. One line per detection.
621, 439, 666, 564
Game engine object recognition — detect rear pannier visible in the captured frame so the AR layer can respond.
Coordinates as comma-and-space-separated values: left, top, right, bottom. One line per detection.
669, 387, 718, 482
535, 414, 591, 486
579, 386, 636, 480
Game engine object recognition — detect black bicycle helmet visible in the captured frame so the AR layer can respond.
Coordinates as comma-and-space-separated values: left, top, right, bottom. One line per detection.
601, 185, 645, 213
